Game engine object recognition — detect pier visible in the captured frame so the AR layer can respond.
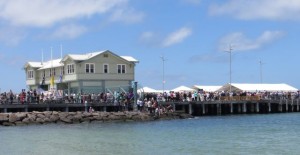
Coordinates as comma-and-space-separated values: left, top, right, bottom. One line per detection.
1, 99, 299, 116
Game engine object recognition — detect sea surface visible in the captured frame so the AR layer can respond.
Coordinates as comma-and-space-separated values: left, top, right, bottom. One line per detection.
1, 113, 300, 155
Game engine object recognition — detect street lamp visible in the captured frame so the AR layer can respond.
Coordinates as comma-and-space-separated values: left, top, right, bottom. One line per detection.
160, 56, 166, 97
225, 44, 233, 94
259, 60, 264, 84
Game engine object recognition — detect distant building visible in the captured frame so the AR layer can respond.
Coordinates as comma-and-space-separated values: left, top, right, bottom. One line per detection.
24, 50, 138, 94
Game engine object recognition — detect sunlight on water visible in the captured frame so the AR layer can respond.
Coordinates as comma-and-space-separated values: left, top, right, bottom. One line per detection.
1, 113, 300, 155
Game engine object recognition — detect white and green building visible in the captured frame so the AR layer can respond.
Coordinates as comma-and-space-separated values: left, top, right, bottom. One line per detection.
24, 50, 138, 94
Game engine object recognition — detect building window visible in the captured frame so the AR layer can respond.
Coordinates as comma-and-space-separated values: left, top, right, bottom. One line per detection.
67, 64, 75, 74
27, 70, 34, 79
41, 70, 45, 78
117, 64, 126, 74
60, 66, 64, 75
49, 68, 52, 77
85, 63, 95, 74
103, 64, 109, 73
49, 68, 56, 76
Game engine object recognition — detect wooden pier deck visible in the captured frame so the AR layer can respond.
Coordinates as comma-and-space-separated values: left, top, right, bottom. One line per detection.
1, 99, 299, 116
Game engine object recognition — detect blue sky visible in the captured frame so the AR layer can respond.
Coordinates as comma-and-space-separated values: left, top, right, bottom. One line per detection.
0, 0, 300, 92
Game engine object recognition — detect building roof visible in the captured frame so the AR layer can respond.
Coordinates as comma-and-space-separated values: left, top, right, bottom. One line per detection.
120, 56, 139, 63
65, 51, 104, 61
26, 62, 43, 68
217, 83, 298, 92
25, 50, 138, 70
61, 50, 139, 63
38, 59, 64, 70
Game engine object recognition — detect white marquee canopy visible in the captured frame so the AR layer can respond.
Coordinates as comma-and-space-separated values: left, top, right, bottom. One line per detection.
217, 83, 298, 92
171, 85, 195, 92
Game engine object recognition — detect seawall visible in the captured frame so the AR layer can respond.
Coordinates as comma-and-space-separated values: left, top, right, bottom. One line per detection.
0, 111, 193, 126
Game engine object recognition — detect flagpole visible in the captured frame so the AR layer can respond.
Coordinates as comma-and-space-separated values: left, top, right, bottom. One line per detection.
51, 47, 53, 90
60, 44, 63, 59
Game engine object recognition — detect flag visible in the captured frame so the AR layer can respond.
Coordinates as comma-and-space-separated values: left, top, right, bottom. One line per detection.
59, 74, 63, 83
50, 76, 54, 87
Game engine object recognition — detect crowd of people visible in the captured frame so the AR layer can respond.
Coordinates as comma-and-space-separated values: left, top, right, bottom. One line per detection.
143, 90, 300, 102
1, 89, 299, 107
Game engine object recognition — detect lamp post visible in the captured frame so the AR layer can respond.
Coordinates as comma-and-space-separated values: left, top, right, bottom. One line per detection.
161, 56, 166, 97
225, 44, 233, 94
259, 60, 263, 84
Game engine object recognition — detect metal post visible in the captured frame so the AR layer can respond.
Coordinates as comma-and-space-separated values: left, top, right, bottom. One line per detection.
225, 45, 233, 93
189, 103, 193, 115
133, 81, 138, 111
256, 102, 259, 113
161, 56, 166, 96
243, 103, 247, 113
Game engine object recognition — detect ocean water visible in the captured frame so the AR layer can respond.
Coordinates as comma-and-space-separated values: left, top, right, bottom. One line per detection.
1, 113, 300, 155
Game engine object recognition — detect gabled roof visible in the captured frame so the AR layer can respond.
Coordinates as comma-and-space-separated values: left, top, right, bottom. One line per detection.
25, 49, 138, 70
217, 83, 298, 92
120, 56, 139, 63
62, 51, 105, 62
25, 62, 43, 68
38, 59, 64, 70
61, 50, 139, 63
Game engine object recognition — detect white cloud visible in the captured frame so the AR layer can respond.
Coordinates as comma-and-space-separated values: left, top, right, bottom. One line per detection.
51, 24, 87, 39
162, 27, 192, 47
218, 31, 285, 51
0, 0, 128, 27
0, 27, 26, 45
109, 8, 144, 24
209, 0, 300, 20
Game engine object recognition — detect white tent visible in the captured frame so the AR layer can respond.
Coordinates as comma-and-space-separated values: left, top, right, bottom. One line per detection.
138, 86, 158, 93
193, 85, 222, 92
171, 85, 195, 92
217, 83, 298, 92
